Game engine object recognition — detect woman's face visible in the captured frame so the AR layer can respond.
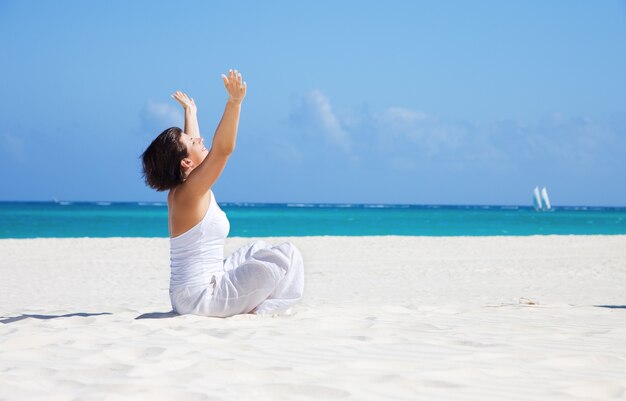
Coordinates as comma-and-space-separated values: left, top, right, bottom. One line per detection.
180, 133, 208, 170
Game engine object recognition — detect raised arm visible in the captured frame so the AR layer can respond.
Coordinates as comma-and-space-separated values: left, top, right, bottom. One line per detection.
183, 69, 247, 196
172, 91, 200, 138
211, 69, 247, 154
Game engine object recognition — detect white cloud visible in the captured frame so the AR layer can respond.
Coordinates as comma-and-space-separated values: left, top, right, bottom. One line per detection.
291, 90, 352, 154
139, 100, 183, 134
524, 113, 621, 165
287, 91, 626, 174
373, 107, 469, 158
371, 105, 626, 170
376, 107, 428, 127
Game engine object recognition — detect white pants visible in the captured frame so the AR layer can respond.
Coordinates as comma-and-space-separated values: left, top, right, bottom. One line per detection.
192, 240, 304, 317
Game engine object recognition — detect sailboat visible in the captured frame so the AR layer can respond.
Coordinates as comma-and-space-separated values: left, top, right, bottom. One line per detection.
533, 186, 552, 211
533, 186, 543, 211
541, 187, 551, 210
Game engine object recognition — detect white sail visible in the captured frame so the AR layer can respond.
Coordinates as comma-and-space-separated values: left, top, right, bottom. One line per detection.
533, 186, 543, 211
541, 187, 551, 210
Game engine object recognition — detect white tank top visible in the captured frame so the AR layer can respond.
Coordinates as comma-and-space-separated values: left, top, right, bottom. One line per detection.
169, 190, 230, 291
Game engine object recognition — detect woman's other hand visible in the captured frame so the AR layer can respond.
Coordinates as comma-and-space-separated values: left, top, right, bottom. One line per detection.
221, 69, 247, 105
172, 91, 197, 113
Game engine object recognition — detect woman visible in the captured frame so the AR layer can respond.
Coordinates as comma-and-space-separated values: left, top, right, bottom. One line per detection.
141, 69, 304, 317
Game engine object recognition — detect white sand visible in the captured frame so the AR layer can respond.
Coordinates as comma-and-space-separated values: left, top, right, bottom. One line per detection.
1, 235, 626, 400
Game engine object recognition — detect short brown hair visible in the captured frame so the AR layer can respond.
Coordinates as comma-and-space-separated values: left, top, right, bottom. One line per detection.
141, 127, 188, 191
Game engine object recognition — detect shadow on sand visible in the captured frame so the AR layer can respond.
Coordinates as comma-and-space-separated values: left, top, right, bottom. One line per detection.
595, 305, 626, 309
135, 311, 179, 320
0, 312, 113, 324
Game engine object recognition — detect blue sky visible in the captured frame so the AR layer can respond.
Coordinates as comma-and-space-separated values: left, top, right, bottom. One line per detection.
1, 0, 625, 206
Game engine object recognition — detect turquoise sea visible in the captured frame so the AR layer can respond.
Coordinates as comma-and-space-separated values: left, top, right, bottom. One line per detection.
0, 201, 625, 238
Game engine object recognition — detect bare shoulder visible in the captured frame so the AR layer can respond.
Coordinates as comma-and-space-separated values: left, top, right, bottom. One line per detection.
168, 184, 212, 237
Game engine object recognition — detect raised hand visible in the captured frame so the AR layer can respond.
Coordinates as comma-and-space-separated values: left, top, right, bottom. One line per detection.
221, 69, 247, 104
171, 91, 197, 113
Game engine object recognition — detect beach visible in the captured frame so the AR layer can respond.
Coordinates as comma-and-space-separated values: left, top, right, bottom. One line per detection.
1, 235, 626, 400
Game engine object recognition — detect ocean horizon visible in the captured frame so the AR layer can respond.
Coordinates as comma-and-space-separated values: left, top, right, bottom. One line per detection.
1, 201, 625, 238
